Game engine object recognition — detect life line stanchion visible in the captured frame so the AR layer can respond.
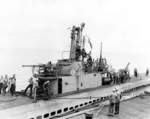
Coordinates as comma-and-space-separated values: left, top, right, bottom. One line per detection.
94, 103, 105, 118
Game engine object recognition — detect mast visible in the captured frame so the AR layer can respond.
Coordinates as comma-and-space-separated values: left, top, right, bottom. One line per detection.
99, 42, 102, 65
69, 26, 76, 60
80, 23, 85, 49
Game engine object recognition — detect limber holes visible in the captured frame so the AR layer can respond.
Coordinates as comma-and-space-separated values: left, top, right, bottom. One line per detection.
43, 113, 49, 118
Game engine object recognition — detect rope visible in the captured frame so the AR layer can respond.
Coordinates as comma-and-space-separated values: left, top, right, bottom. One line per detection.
57, 96, 102, 100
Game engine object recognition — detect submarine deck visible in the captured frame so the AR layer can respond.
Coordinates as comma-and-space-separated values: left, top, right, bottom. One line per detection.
0, 75, 148, 111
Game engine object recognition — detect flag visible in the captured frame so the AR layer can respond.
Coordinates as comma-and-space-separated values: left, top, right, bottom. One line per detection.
88, 37, 92, 49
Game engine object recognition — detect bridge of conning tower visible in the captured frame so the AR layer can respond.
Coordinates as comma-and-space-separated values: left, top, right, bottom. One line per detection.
68, 23, 109, 73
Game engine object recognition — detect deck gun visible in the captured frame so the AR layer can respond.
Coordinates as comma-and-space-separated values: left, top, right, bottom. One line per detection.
22, 64, 48, 68
22, 63, 57, 77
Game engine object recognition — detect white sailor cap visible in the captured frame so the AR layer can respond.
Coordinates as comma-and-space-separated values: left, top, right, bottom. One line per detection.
113, 87, 119, 92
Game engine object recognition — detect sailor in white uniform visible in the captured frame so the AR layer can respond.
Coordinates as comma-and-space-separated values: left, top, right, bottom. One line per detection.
33, 75, 38, 102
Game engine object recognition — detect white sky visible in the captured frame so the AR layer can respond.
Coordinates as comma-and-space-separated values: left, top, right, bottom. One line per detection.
0, 0, 150, 89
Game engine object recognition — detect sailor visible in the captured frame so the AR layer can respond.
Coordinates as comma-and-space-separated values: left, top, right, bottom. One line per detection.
47, 61, 52, 67
10, 74, 16, 96
81, 48, 87, 61
113, 72, 119, 85
0, 76, 3, 94
134, 68, 138, 77
87, 53, 93, 72
7, 77, 11, 93
108, 88, 116, 116
33, 75, 38, 102
43, 80, 50, 97
115, 87, 121, 114
24, 77, 33, 97
111, 72, 115, 85
116, 72, 121, 84
146, 69, 149, 76
2, 75, 8, 95
46, 61, 53, 73
75, 43, 81, 61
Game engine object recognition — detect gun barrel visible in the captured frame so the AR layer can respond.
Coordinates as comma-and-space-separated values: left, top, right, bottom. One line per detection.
125, 62, 130, 70
22, 65, 45, 67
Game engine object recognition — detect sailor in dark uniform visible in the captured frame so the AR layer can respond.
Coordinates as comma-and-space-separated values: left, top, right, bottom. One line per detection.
0, 76, 3, 94
75, 44, 81, 61
108, 88, 116, 116
43, 80, 50, 98
146, 69, 149, 76
24, 77, 33, 97
10, 74, 16, 96
81, 48, 87, 61
115, 87, 121, 114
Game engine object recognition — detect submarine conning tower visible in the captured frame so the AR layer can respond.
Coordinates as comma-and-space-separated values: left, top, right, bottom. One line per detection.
56, 23, 108, 75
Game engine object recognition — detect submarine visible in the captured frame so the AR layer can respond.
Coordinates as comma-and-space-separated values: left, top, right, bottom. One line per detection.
0, 23, 149, 119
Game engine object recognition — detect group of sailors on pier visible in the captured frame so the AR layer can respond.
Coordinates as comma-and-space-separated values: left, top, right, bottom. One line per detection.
109, 87, 121, 116
0, 74, 16, 96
